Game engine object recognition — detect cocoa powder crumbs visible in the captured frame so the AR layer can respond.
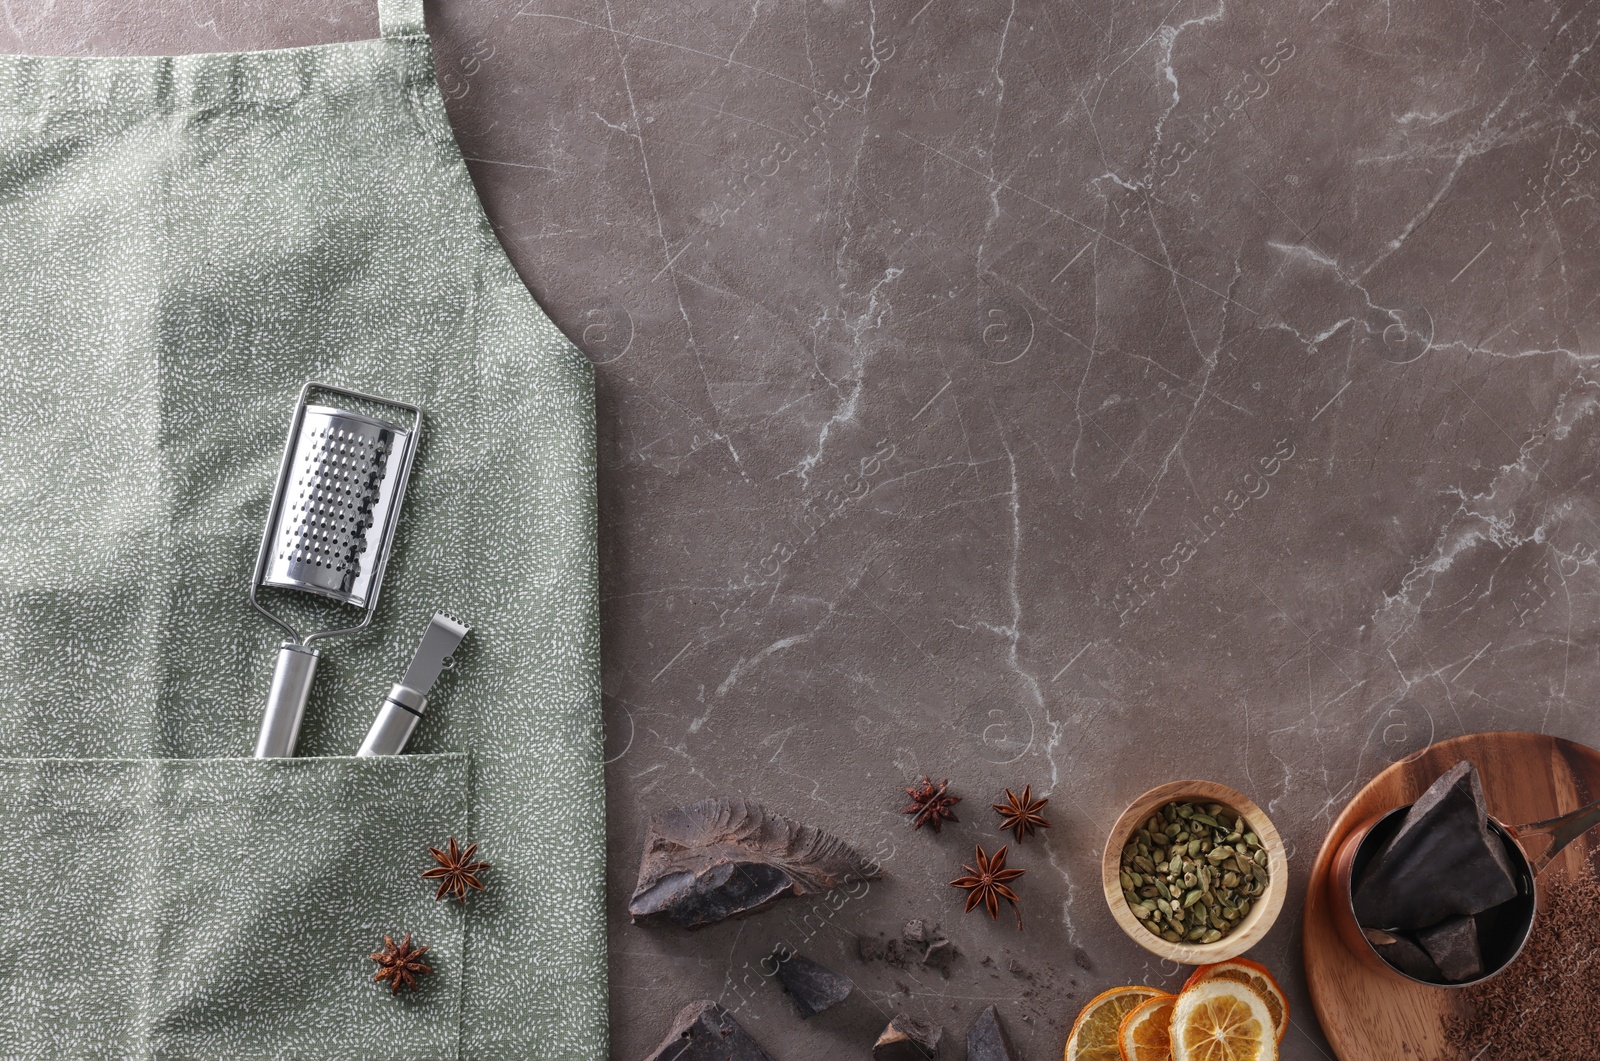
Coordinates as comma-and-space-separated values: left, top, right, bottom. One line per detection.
1441, 873, 1600, 1061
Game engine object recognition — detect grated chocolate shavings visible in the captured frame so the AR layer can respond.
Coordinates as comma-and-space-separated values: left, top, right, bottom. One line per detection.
1441, 872, 1600, 1061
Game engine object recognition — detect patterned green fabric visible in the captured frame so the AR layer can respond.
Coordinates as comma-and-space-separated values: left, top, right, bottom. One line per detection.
0, 755, 471, 1057
0, 0, 606, 1056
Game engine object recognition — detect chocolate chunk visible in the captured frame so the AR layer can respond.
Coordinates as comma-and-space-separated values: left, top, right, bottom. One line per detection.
874, 1013, 942, 1059
922, 937, 957, 975
628, 798, 882, 929
901, 919, 956, 975
863, 920, 956, 975
1417, 915, 1484, 983
966, 1005, 1018, 1061
643, 1000, 776, 1061
1353, 761, 1519, 930
1365, 928, 1443, 982
773, 951, 854, 1018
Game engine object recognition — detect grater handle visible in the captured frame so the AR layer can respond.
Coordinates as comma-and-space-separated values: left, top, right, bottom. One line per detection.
254, 642, 321, 758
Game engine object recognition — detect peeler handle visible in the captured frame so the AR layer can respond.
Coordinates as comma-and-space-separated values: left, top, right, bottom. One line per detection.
254, 642, 321, 758
356, 684, 426, 757
355, 612, 469, 757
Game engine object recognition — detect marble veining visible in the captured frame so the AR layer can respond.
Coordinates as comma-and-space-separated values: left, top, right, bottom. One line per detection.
8, 0, 1600, 1056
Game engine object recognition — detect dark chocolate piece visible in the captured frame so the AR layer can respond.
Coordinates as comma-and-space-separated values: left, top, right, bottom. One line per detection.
902, 919, 957, 975
921, 937, 957, 974
1365, 928, 1443, 982
1353, 761, 1519, 930
643, 1000, 776, 1061
874, 1013, 942, 1059
862, 921, 957, 975
773, 950, 854, 1018
1417, 915, 1484, 983
628, 797, 882, 929
966, 1005, 1018, 1061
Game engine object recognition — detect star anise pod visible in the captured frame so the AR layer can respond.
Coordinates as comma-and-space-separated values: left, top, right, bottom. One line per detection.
950, 843, 1025, 929
370, 933, 433, 994
901, 776, 961, 832
993, 785, 1051, 843
422, 836, 490, 903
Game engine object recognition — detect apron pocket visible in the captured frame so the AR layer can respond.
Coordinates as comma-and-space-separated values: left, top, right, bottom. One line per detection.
0, 753, 470, 1060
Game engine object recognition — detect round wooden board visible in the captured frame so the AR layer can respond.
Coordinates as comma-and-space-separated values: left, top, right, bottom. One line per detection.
1303, 732, 1600, 1060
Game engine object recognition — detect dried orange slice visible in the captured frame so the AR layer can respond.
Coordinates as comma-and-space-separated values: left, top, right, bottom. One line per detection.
1117, 992, 1177, 1061
1066, 985, 1167, 1061
1181, 958, 1289, 1042
1169, 979, 1278, 1061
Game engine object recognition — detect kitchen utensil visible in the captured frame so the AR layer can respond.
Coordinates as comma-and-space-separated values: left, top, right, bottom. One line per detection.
1304, 732, 1600, 1059
1100, 779, 1288, 965
249, 382, 423, 758
1327, 781, 1600, 987
357, 611, 469, 756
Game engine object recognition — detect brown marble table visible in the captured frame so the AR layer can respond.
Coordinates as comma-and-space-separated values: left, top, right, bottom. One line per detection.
9, 1, 1600, 1057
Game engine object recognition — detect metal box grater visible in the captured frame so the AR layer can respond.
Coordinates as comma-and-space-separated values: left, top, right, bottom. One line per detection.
248, 382, 424, 758
261, 405, 411, 609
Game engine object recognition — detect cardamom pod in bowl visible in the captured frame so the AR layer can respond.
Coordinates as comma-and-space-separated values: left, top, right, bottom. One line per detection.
1101, 780, 1288, 965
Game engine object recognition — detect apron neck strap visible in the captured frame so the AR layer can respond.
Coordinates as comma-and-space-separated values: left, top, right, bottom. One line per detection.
377, 0, 427, 37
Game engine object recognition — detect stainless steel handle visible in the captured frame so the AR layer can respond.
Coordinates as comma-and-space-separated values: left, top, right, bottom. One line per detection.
356, 685, 426, 757
355, 612, 469, 756
254, 641, 321, 758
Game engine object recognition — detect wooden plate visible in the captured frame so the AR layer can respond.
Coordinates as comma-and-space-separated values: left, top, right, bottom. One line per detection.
1303, 732, 1600, 1059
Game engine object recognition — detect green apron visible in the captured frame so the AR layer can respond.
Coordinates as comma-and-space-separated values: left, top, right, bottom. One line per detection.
0, 0, 605, 1056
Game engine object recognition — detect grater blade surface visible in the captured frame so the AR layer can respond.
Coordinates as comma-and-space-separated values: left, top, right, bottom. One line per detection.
261, 404, 411, 610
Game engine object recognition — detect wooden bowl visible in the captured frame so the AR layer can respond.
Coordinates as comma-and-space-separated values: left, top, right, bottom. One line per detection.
1101, 780, 1288, 965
